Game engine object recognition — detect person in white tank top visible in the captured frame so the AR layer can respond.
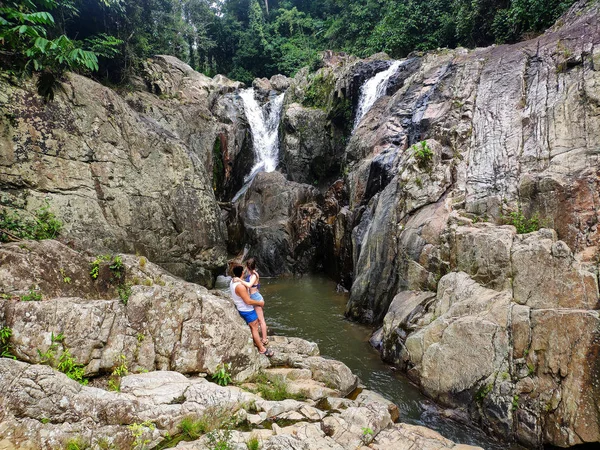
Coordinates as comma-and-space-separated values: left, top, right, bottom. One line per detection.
230, 265, 274, 357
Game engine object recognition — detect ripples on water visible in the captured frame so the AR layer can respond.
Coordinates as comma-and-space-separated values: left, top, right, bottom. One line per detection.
219, 275, 526, 450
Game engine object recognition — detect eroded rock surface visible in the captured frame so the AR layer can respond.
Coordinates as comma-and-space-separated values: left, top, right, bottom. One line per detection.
380, 223, 600, 447
0, 240, 261, 379
0, 358, 478, 450
0, 56, 246, 286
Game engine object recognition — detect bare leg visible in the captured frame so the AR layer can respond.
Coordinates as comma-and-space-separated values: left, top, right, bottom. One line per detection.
254, 305, 268, 344
248, 320, 266, 353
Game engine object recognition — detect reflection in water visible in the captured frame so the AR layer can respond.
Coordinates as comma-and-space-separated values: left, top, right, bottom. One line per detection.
254, 275, 524, 450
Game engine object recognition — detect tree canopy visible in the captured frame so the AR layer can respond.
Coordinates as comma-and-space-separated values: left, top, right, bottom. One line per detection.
1, 0, 577, 87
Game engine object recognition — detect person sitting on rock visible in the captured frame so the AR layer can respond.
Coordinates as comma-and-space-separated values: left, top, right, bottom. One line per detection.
230, 264, 274, 357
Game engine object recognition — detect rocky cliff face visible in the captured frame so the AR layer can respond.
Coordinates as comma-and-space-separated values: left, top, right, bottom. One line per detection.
2, 1, 600, 447
0, 56, 248, 286
222, 0, 600, 447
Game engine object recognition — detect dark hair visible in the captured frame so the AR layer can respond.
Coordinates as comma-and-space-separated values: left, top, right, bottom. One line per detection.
246, 257, 256, 271
232, 265, 243, 277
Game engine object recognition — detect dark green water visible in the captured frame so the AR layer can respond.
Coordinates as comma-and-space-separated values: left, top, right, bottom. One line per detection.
220, 275, 521, 449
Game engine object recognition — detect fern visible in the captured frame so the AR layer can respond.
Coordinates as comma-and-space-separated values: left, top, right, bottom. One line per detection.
0, 0, 121, 99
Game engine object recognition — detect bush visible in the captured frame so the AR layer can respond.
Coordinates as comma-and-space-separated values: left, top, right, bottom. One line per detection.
211, 363, 232, 386
0, 326, 16, 359
503, 209, 540, 234
21, 288, 42, 301
0, 200, 62, 242
412, 141, 434, 170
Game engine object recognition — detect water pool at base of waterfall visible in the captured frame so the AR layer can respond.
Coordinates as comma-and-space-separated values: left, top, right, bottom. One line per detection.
220, 275, 527, 450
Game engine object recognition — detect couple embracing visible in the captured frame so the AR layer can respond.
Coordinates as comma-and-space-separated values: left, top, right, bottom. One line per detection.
230, 258, 274, 357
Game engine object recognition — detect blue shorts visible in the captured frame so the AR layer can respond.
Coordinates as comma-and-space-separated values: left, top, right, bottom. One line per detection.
250, 292, 264, 302
238, 309, 258, 324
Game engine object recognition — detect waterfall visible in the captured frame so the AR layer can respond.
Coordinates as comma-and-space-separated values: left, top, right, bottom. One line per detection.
240, 88, 285, 179
353, 61, 402, 130
232, 89, 284, 202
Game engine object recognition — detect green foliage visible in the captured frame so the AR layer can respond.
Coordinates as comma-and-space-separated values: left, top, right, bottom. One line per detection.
412, 141, 433, 170
1, 0, 577, 87
58, 348, 88, 385
246, 435, 260, 450
0, 0, 122, 98
128, 421, 155, 450
64, 437, 89, 450
59, 268, 71, 284
37, 332, 87, 385
21, 288, 42, 301
109, 255, 124, 274
0, 326, 16, 359
512, 394, 520, 411
90, 255, 111, 279
117, 284, 132, 305
90, 254, 124, 280
248, 372, 306, 401
206, 428, 233, 450
0, 200, 62, 243
361, 427, 374, 445
303, 71, 335, 110
211, 362, 232, 386
475, 383, 493, 402
503, 209, 540, 234
156, 410, 233, 449
107, 354, 128, 391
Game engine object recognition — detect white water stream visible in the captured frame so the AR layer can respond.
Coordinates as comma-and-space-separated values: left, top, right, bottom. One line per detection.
240, 89, 285, 177
232, 89, 285, 202
353, 60, 402, 130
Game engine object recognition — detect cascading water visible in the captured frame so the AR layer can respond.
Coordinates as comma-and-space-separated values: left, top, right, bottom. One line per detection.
353, 60, 402, 130
232, 89, 285, 202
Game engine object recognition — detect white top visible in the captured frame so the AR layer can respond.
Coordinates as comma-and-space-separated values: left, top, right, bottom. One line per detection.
230, 280, 254, 312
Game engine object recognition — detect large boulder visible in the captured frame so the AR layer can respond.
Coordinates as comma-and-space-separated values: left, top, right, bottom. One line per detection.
0, 56, 251, 286
380, 225, 600, 447
230, 171, 324, 276
0, 240, 262, 379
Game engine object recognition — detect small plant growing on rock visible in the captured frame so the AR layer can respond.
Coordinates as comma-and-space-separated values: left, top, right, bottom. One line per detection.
107, 354, 128, 391
37, 332, 87, 385
0, 326, 16, 359
0, 200, 62, 243
109, 255, 124, 275
411, 141, 433, 170
246, 434, 260, 450
128, 421, 155, 450
206, 428, 233, 450
248, 372, 305, 401
90, 255, 111, 279
211, 363, 232, 386
502, 209, 540, 234
512, 395, 520, 411
21, 288, 42, 302
361, 427, 374, 445
117, 283, 132, 305
63, 436, 89, 450
58, 348, 88, 385
59, 268, 72, 284
475, 383, 493, 403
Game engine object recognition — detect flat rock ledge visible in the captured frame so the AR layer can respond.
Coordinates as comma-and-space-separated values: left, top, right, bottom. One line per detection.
0, 354, 481, 450
0, 239, 481, 449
